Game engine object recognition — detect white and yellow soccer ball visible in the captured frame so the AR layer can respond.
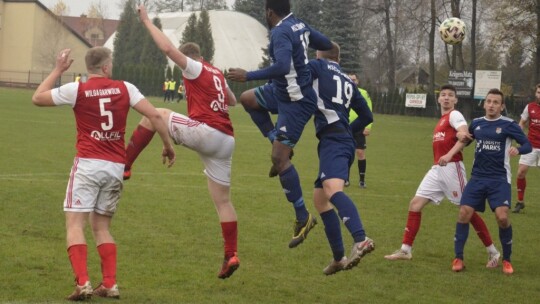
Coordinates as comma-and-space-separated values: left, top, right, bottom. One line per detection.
439, 17, 466, 45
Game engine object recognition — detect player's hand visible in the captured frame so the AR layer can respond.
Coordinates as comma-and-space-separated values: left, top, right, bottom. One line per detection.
162, 144, 176, 168
438, 154, 452, 166
456, 131, 473, 143
509, 146, 519, 157
137, 4, 150, 23
363, 128, 371, 136
56, 49, 74, 73
227, 68, 248, 82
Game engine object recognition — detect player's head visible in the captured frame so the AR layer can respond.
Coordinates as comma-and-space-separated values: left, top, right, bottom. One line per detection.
179, 42, 202, 61
265, 0, 290, 29
85, 47, 113, 77
349, 74, 359, 85
535, 83, 540, 103
484, 88, 505, 118
316, 41, 340, 62
438, 84, 457, 110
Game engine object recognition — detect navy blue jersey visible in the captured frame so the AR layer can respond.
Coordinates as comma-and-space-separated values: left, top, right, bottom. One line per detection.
246, 13, 332, 103
469, 116, 531, 182
308, 58, 373, 136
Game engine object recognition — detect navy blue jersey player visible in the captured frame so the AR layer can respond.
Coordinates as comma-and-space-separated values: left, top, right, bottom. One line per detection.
228, 0, 332, 248
452, 89, 531, 275
307, 42, 374, 275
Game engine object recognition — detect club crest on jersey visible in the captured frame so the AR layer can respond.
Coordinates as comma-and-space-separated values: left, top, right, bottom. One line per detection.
452, 191, 458, 198
496, 127, 502, 134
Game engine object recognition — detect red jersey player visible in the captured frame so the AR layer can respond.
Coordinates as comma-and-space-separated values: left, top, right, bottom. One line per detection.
32, 47, 175, 301
513, 84, 540, 213
384, 84, 500, 266
124, 5, 239, 279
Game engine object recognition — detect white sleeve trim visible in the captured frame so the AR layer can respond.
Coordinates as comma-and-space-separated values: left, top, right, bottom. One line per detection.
449, 110, 467, 129
51, 82, 80, 107
123, 81, 145, 107
521, 104, 530, 121
182, 57, 203, 80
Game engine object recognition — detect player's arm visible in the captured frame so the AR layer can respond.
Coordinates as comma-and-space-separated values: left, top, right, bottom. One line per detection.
438, 125, 467, 166
509, 122, 532, 156
350, 92, 373, 134
518, 118, 528, 130
133, 99, 176, 167
308, 28, 332, 51
32, 49, 74, 107
138, 5, 188, 70
226, 87, 237, 106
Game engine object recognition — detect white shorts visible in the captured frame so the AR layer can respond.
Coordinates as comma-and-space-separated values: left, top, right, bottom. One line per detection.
415, 161, 466, 205
519, 148, 540, 167
64, 158, 124, 216
168, 112, 235, 186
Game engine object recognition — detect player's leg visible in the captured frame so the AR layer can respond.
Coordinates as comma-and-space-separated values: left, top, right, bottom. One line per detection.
90, 213, 120, 298
199, 135, 238, 279
514, 162, 529, 213
353, 132, 367, 188
124, 108, 173, 179
385, 166, 443, 260
240, 85, 277, 141
272, 97, 317, 248
206, 178, 239, 279
453, 179, 483, 272
313, 187, 346, 275
488, 181, 513, 274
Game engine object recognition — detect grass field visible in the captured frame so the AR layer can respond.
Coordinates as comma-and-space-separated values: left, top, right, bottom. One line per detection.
1, 86, 540, 304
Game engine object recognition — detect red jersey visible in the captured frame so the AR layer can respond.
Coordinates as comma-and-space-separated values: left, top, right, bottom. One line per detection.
521, 102, 540, 148
183, 59, 234, 136
432, 110, 467, 164
52, 78, 144, 164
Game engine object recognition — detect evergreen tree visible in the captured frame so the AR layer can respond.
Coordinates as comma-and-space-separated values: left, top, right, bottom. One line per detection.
293, 0, 323, 30
113, 0, 140, 78
234, 0, 265, 26
197, 10, 215, 63
141, 17, 168, 68
173, 65, 182, 84
181, 13, 199, 45
320, 0, 361, 74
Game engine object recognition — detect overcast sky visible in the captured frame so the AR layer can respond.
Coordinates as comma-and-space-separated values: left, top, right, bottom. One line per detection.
38, 0, 236, 20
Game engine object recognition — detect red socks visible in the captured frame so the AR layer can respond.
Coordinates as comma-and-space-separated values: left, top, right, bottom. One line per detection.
402, 211, 421, 246
221, 221, 238, 258
517, 178, 526, 201
97, 243, 117, 288
125, 125, 156, 170
470, 212, 493, 247
67, 244, 89, 285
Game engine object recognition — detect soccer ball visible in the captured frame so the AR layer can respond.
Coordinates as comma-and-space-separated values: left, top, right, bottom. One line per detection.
439, 17, 466, 45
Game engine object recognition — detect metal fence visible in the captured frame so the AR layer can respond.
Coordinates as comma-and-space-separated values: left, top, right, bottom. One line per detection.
2, 69, 532, 121
0, 69, 83, 89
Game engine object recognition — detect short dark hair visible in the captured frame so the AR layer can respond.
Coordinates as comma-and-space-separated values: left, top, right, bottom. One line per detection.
487, 88, 504, 103
265, 0, 290, 17
440, 84, 457, 94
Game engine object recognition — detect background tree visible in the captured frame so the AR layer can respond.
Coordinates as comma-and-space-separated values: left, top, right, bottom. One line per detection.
181, 13, 199, 44
320, 0, 362, 74
233, 0, 265, 25
197, 9, 215, 62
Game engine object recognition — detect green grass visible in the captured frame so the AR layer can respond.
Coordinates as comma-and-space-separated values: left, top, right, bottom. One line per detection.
1, 87, 540, 303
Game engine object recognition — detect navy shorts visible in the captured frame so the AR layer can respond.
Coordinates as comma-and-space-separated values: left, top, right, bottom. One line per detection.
314, 133, 355, 188
254, 84, 278, 114
353, 131, 367, 149
460, 177, 512, 212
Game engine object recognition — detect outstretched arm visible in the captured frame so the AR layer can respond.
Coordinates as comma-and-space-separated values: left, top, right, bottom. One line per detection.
133, 100, 176, 168
138, 5, 188, 70
32, 49, 74, 106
